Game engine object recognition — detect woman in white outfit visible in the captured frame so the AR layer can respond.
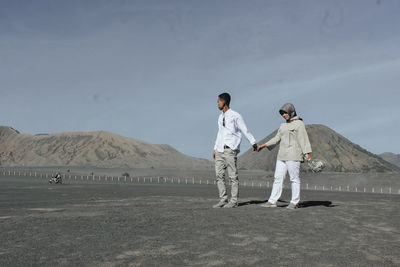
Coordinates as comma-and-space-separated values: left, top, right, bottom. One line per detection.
257, 103, 312, 209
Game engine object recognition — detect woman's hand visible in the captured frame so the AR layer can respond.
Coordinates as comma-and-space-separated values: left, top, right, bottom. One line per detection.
305, 153, 312, 161
257, 144, 267, 152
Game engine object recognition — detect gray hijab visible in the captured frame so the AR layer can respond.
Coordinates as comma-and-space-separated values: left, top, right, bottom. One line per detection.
279, 103, 302, 121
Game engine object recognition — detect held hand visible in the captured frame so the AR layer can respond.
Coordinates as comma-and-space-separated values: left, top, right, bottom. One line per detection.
213, 150, 216, 160
257, 144, 266, 152
252, 144, 258, 151
305, 153, 312, 161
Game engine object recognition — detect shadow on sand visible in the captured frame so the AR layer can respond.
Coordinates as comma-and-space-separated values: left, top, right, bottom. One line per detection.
239, 199, 336, 208
297, 200, 336, 208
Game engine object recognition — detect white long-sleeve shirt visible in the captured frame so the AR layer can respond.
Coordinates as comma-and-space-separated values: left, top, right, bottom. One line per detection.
214, 109, 256, 153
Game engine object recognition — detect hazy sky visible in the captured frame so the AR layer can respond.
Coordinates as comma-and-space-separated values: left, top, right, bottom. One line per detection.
1, 0, 399, 160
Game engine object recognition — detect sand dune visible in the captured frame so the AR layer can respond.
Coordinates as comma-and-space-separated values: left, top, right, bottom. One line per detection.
0, 126, 213, 170
379, 152, 400, 167
238, 124, 399, 173
1, 125, 398, 173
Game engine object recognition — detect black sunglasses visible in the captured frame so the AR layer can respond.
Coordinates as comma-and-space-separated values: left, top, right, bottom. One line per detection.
223, 117, 225, 127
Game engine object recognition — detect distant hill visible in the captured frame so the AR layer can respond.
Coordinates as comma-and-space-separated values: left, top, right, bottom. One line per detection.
238, 124, 399, 173
0, 126, 213, 170
379, 152, 400, 167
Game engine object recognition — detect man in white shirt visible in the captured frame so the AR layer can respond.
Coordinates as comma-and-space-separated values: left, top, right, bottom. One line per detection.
213, 93, 257, 208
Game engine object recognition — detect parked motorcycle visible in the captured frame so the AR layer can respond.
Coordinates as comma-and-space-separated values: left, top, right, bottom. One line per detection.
49, 173, 62, 184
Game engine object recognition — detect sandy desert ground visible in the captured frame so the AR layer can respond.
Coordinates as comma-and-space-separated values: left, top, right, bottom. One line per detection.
0, 174, 399, 266
2, 166, 399, 194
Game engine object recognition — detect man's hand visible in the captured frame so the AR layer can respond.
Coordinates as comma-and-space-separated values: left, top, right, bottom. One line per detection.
257, 144, 267, 152
252, 144, 258, 151
213, 150, 216, 160
305, 153, 312, 161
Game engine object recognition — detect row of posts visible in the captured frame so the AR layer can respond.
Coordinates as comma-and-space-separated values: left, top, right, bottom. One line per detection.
1, 169, 399, 195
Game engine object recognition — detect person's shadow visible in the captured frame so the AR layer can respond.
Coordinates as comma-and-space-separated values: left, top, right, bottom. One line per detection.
238, 199, 336, 208
297, 200, 336, 208
238, 200, 266, 206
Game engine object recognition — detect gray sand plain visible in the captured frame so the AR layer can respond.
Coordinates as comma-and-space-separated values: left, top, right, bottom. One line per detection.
2, 166, 399, 193
0, 174, 399, 266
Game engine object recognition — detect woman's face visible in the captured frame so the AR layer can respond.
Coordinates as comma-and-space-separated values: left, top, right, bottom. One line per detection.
282, 113, 290, 121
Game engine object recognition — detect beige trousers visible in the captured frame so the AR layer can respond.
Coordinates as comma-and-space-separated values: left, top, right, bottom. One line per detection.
215, 148, 239, 203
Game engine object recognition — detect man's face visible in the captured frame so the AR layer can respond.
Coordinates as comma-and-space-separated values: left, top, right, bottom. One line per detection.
217, 97, 225, 110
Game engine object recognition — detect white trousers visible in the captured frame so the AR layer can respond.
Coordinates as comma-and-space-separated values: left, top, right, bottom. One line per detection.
268, 160, 301, 205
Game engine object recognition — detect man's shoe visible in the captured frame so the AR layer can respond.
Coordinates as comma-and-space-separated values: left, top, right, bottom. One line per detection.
223, 201, 238, 208
260, 202, 277, 208
213, 200, 228, 208
286, 203, 298, 210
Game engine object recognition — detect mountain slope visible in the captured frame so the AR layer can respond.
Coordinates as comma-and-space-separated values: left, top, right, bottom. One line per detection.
0, 126, 213, 170
238, 124, 399, 173
379, 152, 400, 167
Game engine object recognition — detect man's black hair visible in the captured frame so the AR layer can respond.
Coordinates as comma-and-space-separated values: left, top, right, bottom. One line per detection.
218, 93, 231, 106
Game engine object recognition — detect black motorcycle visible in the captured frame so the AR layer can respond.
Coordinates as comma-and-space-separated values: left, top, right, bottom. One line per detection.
49, 173, 62, 184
